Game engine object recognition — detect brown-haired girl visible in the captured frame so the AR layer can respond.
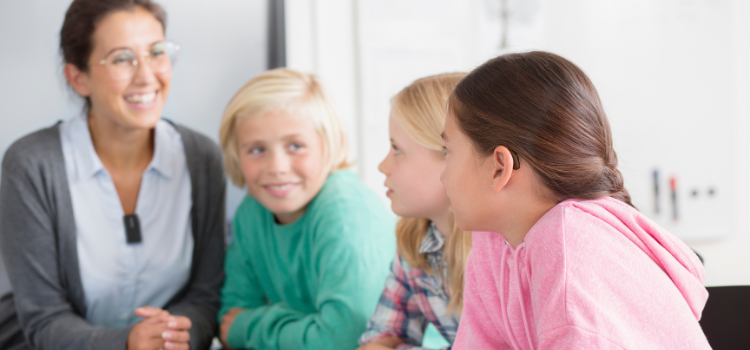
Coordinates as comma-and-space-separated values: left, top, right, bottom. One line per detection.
358, 73, 472, 350
0, 1, 224, 349
441, 52, 710, 349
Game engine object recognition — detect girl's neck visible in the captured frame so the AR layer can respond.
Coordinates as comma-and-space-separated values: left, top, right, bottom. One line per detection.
430, 209, 453, 238
87, 111, 154, 173
495, 194, 557, 248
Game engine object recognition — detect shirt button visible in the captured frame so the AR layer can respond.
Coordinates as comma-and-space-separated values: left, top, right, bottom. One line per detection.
128, 274, 135, 280
121, 313, 128, 319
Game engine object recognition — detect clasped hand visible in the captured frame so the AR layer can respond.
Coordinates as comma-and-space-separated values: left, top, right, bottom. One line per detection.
127, 306, 192, 350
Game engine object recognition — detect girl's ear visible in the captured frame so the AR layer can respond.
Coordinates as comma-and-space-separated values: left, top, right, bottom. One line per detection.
490, 146, 515, 193
64, 63, 92, 97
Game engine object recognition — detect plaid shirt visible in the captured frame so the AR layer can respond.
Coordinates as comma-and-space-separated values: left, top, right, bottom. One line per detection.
359, 223, 458, 350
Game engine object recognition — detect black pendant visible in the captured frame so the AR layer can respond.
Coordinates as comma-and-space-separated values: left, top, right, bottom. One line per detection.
123, 214, 142, 244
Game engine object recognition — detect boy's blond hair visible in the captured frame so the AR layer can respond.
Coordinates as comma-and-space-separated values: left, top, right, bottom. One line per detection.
391, 72, 472, 314
219, 68, 352, 187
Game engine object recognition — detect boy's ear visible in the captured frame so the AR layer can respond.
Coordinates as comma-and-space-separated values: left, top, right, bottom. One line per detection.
491, 146, 515, 193
64, 63, 91, 97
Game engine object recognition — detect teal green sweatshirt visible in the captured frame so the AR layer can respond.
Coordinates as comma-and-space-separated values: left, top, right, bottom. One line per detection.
219, 171, 396, 350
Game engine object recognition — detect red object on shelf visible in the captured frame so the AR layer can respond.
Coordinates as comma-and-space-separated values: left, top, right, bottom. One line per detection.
669, 176, 678, 222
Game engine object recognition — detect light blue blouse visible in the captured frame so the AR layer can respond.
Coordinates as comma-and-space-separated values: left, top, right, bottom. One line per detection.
59, 115, 194, 328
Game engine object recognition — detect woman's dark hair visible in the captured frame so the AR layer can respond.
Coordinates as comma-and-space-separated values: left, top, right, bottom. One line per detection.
60, 0, 167, 72
449, 51, 634, 207
60, 0, 166, 107
61, 0, 166, 71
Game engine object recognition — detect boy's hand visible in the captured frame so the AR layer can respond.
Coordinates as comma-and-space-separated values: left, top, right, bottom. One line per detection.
220, 308, 247, 350
357, 344, 397, 350
357, 336, 404, 350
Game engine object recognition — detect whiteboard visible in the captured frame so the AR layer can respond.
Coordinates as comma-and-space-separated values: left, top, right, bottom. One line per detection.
541, 0, 736, 241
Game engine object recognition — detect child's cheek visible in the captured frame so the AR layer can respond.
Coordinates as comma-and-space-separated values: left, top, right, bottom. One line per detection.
240, 159, 263, 190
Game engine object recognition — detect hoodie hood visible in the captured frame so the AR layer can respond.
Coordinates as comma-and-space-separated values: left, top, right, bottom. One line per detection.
452, 196, 711, 350
564, 196, 708, 320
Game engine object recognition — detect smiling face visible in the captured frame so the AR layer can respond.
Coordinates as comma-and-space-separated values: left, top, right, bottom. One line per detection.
237, 109, 328, 224
440, 111, 496, 231
69, 6, 170, 130
378, 112, 451, 219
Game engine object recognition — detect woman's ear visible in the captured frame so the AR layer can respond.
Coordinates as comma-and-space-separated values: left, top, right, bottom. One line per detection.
490, 146, 515, 193
63, 63, 91, 97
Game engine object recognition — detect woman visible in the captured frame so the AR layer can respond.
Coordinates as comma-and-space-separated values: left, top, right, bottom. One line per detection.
0, 1, 225, 349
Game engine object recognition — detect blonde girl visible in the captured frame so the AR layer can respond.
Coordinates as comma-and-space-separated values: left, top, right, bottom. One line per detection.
358, 73, 472, 350
217, 68, 396, 350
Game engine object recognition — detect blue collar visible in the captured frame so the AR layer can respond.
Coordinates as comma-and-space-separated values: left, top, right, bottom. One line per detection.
68, 115, 178, 180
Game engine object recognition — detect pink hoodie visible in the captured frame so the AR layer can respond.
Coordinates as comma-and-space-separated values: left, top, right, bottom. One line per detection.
453, 197, 710, 350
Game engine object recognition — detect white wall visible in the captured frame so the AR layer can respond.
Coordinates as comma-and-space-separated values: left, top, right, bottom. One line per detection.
287, 0, 750, 287
285, 0, 361, 171
0, 2, 81, 155
689, 0, 750, 287
0, 0, 269, 294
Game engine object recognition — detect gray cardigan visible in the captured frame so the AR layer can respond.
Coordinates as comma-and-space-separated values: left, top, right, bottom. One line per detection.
0, 121, 226, 350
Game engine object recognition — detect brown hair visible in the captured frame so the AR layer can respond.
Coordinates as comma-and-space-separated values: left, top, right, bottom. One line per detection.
60, 0, 166, 107
391, 73, 472, 313
449, 51, 633, 207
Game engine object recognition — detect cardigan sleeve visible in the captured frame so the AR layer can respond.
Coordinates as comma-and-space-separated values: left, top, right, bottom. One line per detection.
0, 135, 132, 350
164, 128, 226, 350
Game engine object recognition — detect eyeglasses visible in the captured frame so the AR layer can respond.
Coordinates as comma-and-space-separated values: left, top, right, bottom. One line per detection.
97, 41, 179, 81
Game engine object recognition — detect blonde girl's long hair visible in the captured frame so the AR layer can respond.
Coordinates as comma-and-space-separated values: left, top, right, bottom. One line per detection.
391, 72, 471, 314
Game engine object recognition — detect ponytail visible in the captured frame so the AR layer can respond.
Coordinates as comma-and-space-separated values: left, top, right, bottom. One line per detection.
602, 166, 633, 207
450, 51, 634, 207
